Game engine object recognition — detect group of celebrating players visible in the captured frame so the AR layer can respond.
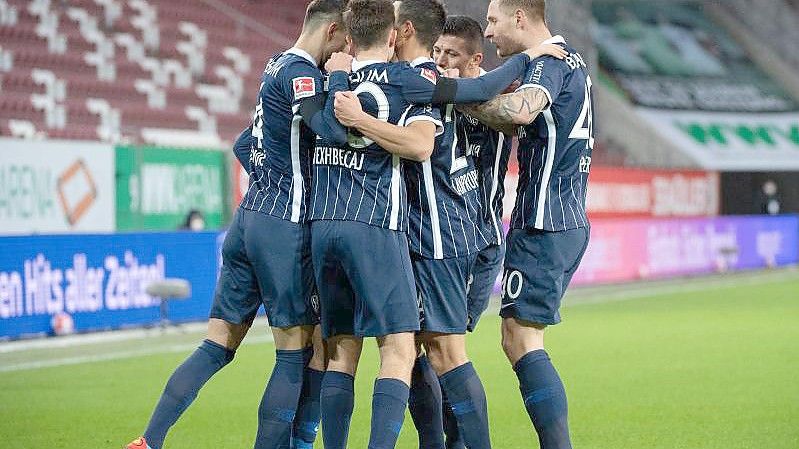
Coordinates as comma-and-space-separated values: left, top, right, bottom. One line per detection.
126, 0, 593, 448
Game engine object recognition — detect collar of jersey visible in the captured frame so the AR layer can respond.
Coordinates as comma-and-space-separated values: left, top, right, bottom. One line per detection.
409, 56, 435, 68
541, 35, 566, 45
285, 47, 317, 66
352, 59, 385, 71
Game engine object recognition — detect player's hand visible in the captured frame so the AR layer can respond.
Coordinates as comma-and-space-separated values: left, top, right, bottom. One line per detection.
326, 52, 353, 74
334, 91, 365, 127
442, 68, 460, 79
523, 43, 567, 60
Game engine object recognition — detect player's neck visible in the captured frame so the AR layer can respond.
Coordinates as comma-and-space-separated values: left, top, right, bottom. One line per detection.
463, 66, 481, 79
396, 40, 431, 64
519, 24, 553, 51
293, 34, 324, 67
355, 47, 389, 63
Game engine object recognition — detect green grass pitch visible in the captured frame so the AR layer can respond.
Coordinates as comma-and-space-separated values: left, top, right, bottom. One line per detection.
1, 270, 797, 449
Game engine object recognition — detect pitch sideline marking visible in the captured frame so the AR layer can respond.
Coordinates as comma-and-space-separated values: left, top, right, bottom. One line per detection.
1, 268, 795, 373
0, 334, 274, 373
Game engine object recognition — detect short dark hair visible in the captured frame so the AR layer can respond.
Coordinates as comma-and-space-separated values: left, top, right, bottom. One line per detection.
344, 0, 396, 49
498, 0, 546, 22
304, 0, 346, 28
396, 0, 447, 49
441, 15, 484, 55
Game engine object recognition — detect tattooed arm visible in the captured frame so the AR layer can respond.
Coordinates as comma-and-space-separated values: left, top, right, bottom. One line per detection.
458, 88, 551, 135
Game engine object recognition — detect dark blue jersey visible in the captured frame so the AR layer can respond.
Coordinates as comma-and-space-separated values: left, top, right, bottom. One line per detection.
460, 101, 513, 246
241, 48, 325, 223
404, 59, 490, 259
511, 36, 593, 232
309, 59, 441, 232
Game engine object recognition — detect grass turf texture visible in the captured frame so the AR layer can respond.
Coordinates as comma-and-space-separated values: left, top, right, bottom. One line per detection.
1, 270, 797, 449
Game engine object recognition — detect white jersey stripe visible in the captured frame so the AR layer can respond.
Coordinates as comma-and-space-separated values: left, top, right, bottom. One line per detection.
289, 105, 303, 223
442, 201, 458, 258
536, 110, 558, 229
311, 165, 320, 219
418, 177, 424, 255
389, 155, 401, 230
489, 132, 505, 244
343, 171, 355, 218
256, 169, 272, 212
558, 177, 567, 228
422, 160, 444, 259
269, 173, 284, 214
331, 167, 343, 218
570, 176, 586, 227
354, 172, 367, 221
321, 166, 331, 219
368, 177, 382, 224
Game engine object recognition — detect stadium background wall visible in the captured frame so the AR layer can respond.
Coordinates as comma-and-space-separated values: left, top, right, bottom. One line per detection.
116, 145, 229, 231
1, 215, 796, 340
720, 172, 799, 215
0, 231, 223, 340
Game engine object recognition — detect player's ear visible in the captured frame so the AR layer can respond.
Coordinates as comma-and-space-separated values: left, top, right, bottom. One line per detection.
515, 9, 525, 28
326, 21, 338, 41
471, 52, 484, 69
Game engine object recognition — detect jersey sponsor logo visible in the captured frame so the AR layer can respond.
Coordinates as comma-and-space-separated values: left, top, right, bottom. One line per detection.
313, 146, 366, 171
292, 76, 316, 100
420, 68, 438, 85
530, 60, 545, 84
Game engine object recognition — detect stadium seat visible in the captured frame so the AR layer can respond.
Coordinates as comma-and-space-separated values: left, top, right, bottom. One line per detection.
0, 0, 304, 145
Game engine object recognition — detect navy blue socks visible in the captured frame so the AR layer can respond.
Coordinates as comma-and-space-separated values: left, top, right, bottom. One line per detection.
409, 356, 445, 449
368, 378, 411, 449
438, 362, 491, 449
144, 339, 235, 449
320, 371, 355, 449
253, 349, 306, 449
514, 350, 572, 449
442, 391, 465, 449
292, 353, 324, 449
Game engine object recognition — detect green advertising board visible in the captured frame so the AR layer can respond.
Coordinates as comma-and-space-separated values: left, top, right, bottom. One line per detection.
116, 146, 228, 230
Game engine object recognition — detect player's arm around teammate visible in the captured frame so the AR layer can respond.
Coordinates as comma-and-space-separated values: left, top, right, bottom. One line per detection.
124, 3, 351, 449
446, 2, 595, 449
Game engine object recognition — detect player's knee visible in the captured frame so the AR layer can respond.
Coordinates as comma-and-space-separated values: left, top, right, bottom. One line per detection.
308, 329, 328, 371
206, 318, 249, 350
326, 336, 362, 376
423, 334, 468, 375
501, 318, 545, 364
273, 324, 314, 350
378, 333, 417, 367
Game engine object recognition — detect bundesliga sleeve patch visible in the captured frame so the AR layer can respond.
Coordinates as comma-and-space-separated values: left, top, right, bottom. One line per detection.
293, 77, 316, 100
420, 68, 438, 85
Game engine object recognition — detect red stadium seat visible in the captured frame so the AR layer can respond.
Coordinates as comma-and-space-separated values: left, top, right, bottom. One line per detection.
0, 0, 302, 145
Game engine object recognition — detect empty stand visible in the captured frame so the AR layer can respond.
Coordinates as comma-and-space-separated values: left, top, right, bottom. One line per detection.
0, 0, 304, 145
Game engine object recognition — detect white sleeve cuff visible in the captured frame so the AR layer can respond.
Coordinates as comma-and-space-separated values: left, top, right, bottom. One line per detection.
515, 83, 553, 109
405, 116, 445, 137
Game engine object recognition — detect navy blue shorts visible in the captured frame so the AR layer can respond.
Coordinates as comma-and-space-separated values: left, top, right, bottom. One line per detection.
209, 208, 319, 328
466, 242, 505, 332
413, 253, 477, 334
499, 227, 590, 325
311, 220, 420, 339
